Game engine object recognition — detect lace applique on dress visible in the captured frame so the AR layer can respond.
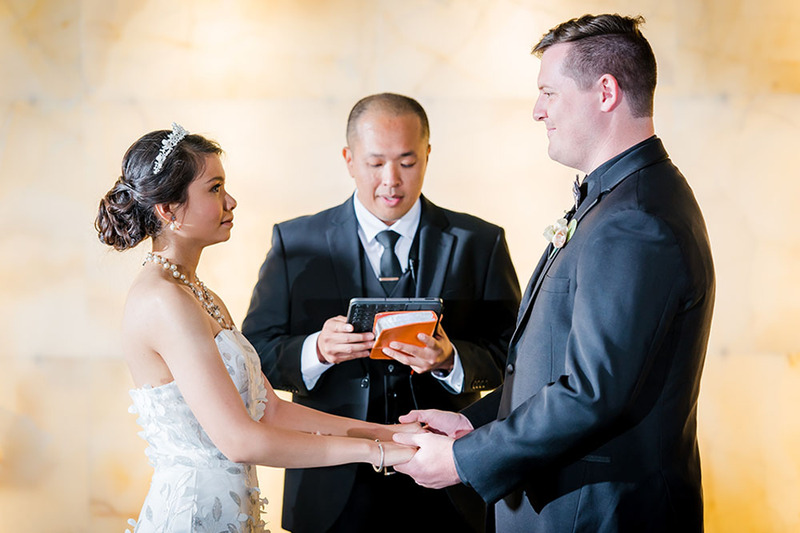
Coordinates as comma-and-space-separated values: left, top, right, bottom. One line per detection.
126, 329, 270, 533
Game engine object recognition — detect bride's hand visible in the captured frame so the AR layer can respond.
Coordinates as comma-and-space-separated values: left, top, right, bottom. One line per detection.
380, 441, 417, 467
399, 409, 473, 439
390, 421, 427, 433
363, 421, 425, 442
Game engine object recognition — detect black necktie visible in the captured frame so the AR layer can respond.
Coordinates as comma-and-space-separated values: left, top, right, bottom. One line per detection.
375, 230, 402, 291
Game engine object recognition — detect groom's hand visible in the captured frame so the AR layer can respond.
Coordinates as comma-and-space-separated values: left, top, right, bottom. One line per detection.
392, 431, 461, 489
399, 409, 474, 439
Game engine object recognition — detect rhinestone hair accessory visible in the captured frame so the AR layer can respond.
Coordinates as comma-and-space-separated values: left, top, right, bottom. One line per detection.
152, 122, 189, 174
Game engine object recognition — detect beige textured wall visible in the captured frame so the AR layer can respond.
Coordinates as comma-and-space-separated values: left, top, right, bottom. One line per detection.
1, 1, 798, 531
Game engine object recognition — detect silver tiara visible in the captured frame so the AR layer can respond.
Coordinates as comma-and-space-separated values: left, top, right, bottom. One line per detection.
152, 122, 189, 174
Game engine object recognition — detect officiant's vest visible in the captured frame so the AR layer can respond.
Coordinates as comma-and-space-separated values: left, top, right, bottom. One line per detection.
359, 237, 418, 298
358, 234, 419, 424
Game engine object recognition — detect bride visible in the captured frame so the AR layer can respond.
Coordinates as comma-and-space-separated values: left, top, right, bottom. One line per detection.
96, 124, 417, 532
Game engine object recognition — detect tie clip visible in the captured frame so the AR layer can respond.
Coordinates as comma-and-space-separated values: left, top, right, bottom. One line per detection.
379, 277, 400, 282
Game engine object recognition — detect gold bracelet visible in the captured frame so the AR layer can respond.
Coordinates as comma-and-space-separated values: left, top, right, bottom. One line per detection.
373, 439, 384, 473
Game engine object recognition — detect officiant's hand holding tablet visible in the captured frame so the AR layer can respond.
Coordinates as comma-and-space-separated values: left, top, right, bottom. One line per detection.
369, 310, 440, 360
345, 297, 453, 374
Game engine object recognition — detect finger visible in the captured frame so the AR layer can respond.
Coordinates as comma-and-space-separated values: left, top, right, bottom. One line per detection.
337, 338, 375, 351
325, 335, 374, 352
381, 346, 413, 365
390, 419, 425, 431
382, 346, 434, 374
392, 461, 412, 476
406, 361, 428, 374
401, 422, 427, 433
399, 410, 424, 424
329, 347, 372, 361
415, 333, 438, 348
386, 342, 426, 358
339, 352, 372, 361
324, 316, 354, 333
393, 432, 420, 447
382, 351, 427, 374
334, 322, 355, 334
338, 331, 374, 343
320, 342, 371, 362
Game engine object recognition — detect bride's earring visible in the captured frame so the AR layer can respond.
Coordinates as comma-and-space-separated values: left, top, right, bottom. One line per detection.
169, 216, 179, 231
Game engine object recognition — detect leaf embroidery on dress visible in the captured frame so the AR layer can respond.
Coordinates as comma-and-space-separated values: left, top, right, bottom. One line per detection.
213, 496, 223, 521
127, 329, 268, 531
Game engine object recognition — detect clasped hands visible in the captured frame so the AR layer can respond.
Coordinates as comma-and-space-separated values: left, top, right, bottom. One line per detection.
318, 315, 468, 487
379, 409, 474, 489
316, 315, 454, 374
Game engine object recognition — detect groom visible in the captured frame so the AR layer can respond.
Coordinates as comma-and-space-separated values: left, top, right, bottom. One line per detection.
395, 13, 715, 532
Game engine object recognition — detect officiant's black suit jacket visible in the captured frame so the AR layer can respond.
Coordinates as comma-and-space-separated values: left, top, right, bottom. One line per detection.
242, 195, 520, 532
454, 137, 715, 532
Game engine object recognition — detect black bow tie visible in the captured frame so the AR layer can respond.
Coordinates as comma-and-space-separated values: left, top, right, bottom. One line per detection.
573, 175, 588, 211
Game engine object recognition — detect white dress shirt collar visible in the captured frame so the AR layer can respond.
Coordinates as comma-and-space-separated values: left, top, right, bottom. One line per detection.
352, 193, 421, 277
352, 193, 421, 243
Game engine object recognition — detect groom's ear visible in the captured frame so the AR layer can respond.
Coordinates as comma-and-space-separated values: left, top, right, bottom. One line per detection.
597, 74, 622, 113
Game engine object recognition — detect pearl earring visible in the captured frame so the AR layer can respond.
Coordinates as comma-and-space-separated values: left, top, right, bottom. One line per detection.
169, 217, 178, 231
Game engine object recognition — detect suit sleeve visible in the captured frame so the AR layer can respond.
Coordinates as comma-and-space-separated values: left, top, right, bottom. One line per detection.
450, 228, 521, 393
453, 210, 687, 502
241, 225, 309, 396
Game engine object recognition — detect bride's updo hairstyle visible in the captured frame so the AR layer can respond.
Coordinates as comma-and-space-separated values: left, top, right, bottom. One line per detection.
96, 125, 222, 251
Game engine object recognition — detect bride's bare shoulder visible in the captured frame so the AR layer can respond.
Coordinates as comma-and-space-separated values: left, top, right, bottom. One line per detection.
122, 268, 198, 336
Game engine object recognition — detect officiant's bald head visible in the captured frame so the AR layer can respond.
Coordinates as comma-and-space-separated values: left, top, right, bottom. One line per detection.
346, 93, 430, 146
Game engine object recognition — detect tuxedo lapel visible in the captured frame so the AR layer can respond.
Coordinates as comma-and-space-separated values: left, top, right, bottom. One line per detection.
510, 241, 560, 348
326, 199, 364, 304
511, 194, 603, 348
415, 197, 454, 297
572, 137, 669, 226
518, 247, 549, 315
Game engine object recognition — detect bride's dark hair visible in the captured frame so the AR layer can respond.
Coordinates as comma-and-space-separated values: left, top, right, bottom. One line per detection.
96, 128, 222, 251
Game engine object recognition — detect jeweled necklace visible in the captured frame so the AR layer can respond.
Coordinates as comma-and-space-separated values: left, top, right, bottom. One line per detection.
143, 252, 232, 329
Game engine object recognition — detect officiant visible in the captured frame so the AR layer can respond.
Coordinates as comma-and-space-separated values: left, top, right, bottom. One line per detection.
242, 92, 521, 533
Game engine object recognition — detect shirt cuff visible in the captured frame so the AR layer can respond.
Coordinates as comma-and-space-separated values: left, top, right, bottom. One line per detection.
300, 331, 331, 390
431, 347, 464, 393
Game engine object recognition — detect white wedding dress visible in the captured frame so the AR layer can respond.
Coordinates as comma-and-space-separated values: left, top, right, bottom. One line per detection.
127, 328, 269, 533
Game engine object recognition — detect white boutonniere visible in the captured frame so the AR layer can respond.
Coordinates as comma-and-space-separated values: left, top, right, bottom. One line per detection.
543, 216, 577, 258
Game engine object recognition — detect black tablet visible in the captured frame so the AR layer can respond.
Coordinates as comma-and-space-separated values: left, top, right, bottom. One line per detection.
346, 297, 443, 333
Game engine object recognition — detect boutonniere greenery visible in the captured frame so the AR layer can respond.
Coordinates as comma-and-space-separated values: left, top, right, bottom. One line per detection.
543, 216, 577, 258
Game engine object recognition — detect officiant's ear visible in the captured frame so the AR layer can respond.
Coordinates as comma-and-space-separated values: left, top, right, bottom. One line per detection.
155, 203, 182, 231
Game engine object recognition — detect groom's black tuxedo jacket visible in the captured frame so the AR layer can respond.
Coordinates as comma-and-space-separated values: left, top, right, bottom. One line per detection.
454, 137, 715, 533
242, 195, 520, 532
